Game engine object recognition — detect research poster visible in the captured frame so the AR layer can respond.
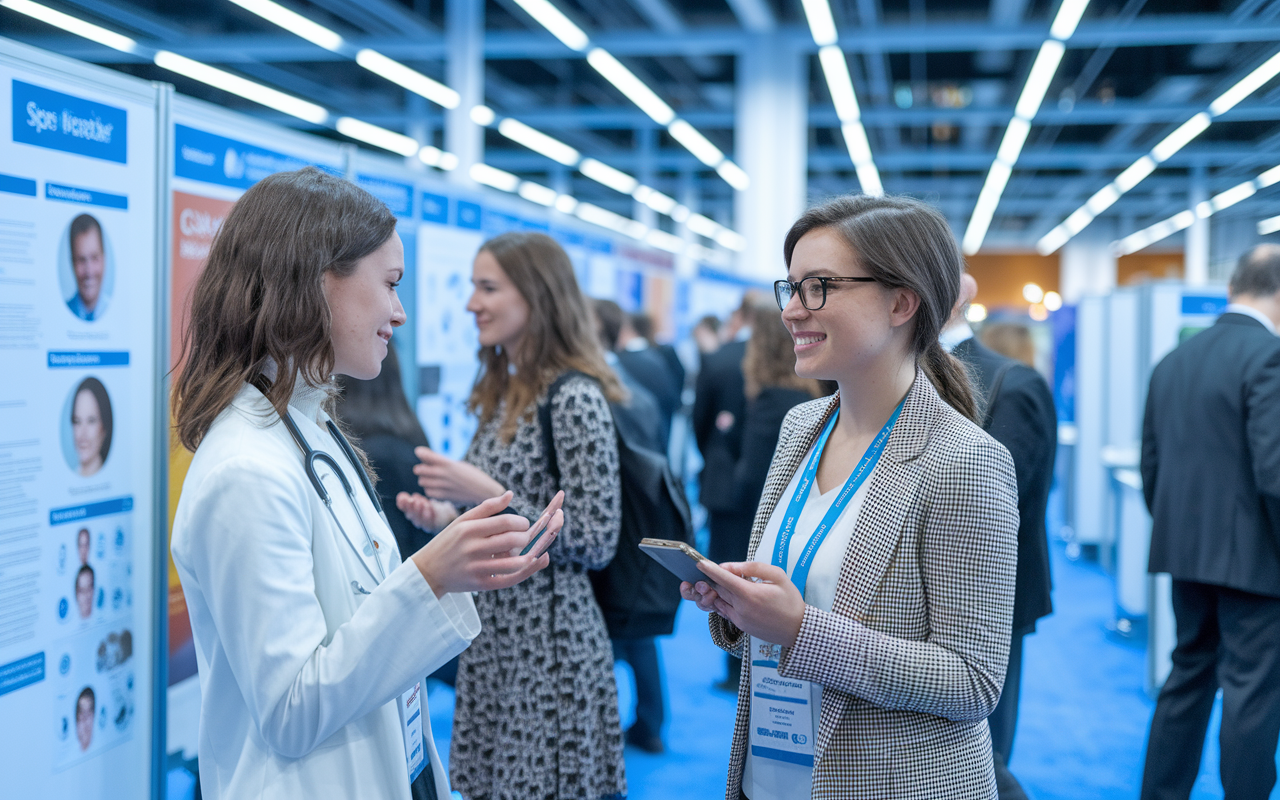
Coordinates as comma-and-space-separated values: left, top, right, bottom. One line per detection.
164, 97, 346, 782
0, 46, 159, 798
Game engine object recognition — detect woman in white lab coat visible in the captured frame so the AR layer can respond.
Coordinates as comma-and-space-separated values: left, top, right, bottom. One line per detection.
170, 167, 560, 800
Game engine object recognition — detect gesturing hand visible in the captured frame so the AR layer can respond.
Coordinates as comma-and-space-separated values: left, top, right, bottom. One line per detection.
395, 492, 459, 532
411, 492, 556, 598
413, 447, 506, 506
680, 561, 806, 648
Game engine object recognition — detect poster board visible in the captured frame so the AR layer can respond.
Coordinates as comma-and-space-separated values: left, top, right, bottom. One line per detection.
0, 37, 163, 799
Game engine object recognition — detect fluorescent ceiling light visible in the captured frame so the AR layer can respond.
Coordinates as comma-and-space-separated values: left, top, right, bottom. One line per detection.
962, 161, 1012, 255
154, 51, 329, 124
634, 186, 679, 215
1084, 183, 1120, 215
228, 0, 343, 52
799, 0, 839, 46
554, 195, 578, 214
671, 205, 691, 223
996, 117, 1031, 165
336, 116, 418, 156
686, 214, 720, 238
470, 163, 520, 193
576, 203, 648, 240
668, 120, 723, 167
509, 0, 590, 52
1, 0, 137, 52
1036, 227, 1071, 256
1258, 164, 1280, 188
715, 161, 750, 191
1151, 112, 1210, 162
646, 229, 686, 254
1259, 214, 1280, 236
715, 229, 747, 251
819, 47, 860, 122
1015, 40, 1065, 120
579, 158, 639, 194
470, 105, 496, 126
418, 146, 458, 170
498, 118, 580, 166
1209, 181, 1256, 212
855, 163, 884, 198
841, 121, 873, 165
355, 50, 459, 109
517, 181, 559, 207
1114, 156, 1156, 192
587, 48, 675, 126
1049, 0, 1091, 40
1112, 210, 1194, 256
1209, 50, 1280, 116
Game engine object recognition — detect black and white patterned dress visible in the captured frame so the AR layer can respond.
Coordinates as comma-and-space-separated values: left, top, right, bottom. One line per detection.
450, 374, 627, 800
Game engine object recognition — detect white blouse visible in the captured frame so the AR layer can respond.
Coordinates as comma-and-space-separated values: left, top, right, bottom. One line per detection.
743, 441, 878, 800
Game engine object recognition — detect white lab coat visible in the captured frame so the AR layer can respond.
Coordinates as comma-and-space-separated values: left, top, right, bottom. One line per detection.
171, 380, 480, 799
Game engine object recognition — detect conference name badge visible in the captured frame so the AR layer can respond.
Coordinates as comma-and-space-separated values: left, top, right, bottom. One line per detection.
398, 681, 426, 782
748, 635, 815, 767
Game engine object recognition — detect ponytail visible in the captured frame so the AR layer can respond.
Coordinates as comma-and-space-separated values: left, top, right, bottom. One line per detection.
921, 341, 980, 424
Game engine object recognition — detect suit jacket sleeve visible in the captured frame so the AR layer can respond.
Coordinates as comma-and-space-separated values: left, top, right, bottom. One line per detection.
692, 356, 718, 453
1141, 367, 1161, 512
776, 437, 1019, 723
1246, 347, 1280, 525
729, 395, 792, 508
985, 367, 1056, 516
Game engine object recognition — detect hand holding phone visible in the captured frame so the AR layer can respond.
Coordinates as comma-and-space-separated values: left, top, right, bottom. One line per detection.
519, 491, 565, 557
639, 538, 715, 587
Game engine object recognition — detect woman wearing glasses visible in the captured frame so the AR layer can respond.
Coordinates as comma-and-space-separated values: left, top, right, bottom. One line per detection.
681, 194, 1019, 800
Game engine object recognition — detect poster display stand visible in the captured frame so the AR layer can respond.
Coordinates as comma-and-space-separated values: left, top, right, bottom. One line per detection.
0, 38, 164, 799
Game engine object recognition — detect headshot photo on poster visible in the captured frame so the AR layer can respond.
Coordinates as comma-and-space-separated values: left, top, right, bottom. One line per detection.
75, 686, 95, 752
61, 376, 114, 478
58, 213, 116, 322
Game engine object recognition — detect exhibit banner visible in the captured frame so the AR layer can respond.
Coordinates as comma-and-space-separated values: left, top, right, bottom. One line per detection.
0, 39, 161, 799
164, 95, 348, 792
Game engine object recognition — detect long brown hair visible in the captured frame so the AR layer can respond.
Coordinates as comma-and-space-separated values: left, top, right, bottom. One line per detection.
782, 195, 980, 423
742, 299, 821, 400
467, 232, 625, 442
173, 167, 398, 451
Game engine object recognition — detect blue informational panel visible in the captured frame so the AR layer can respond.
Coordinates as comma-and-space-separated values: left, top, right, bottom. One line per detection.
0, 39, 162, 800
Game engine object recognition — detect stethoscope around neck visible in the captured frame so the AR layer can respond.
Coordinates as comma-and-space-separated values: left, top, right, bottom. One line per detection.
267, 386, 389, 592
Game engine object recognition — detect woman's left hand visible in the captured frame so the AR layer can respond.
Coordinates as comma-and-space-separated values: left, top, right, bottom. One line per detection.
686, 561, 807, 648
413, 446, 506, 506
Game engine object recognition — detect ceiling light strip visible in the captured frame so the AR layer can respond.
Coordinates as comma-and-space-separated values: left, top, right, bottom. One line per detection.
962, 0, 1087, 256
1038, 47, 1280, 255
802, 0, 882, 197
1110, 163, 1280, 255
512, 0, 749, 192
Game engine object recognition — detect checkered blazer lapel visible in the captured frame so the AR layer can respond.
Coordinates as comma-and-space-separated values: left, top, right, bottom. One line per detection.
742, 369, 939, 767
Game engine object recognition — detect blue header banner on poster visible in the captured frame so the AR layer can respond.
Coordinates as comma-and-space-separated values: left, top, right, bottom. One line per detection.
0, 653, 45, 698
47, 351, 130, 368
49, 496, 134, 526
357, 174, 413, 217
1180, 294, 1227, 316
11, 81, 128, 164
45, 183, 128, 209
422, 192, 448, 223
457, 200, 482, 229
175, 124, 340, 189
0, 172, 37, 197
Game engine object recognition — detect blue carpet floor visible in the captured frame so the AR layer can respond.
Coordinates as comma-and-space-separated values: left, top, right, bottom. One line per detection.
426, 539, 1280, 799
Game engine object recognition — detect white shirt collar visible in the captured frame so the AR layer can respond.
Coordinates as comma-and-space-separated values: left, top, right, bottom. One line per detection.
1225, 303, 1277, 335
939, 321, 975, 352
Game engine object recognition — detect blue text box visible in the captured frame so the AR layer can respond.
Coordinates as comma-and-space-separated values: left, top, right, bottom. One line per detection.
47, 351, 130, 368
175, 124, 341, 190
45, 183, 128, 209
0, 172, 37, 197
50, 496, 133, 526
12, 80, 127, 164
0, 652, 45, 697
357, 174, 414, 217
1181, 294, 1227, 316
421, 192, 448, 224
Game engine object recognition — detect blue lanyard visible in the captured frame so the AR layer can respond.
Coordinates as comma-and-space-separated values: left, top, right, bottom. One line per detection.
772, 398, 905, 595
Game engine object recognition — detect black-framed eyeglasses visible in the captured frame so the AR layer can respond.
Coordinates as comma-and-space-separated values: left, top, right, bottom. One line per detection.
774, 276, 877, 311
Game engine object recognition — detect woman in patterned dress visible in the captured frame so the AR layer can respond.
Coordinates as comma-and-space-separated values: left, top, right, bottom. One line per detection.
405, 231, 628, 800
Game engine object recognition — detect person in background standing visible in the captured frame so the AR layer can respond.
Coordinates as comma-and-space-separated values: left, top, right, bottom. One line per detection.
979, 322, 1038, 369
941, 274, 1057, 800
631, 312, 687, 395
1139, 244, 1280, 800
611, 311, 681, 445
692, 315, 722, 356
692, 295, 752, 691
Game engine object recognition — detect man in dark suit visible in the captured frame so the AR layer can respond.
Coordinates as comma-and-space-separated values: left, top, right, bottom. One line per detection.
630, 312, 687, 394
691, 298, 753, 690
1140, 244, 1280, 800
943, 274, 1056, 800
596, 304, 681, 447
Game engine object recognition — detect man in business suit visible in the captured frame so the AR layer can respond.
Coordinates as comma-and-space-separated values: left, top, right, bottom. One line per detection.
692, 296, 753, 690
941, 274, 1057, 800
1140, 244, 1280, 800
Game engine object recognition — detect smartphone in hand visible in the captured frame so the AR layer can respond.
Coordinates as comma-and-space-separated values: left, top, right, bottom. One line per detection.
639, 538, 715, 586
519, 491, 565, 557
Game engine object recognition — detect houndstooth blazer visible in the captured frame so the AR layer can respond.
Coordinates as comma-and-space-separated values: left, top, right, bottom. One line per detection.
709, 368, 1019, 800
